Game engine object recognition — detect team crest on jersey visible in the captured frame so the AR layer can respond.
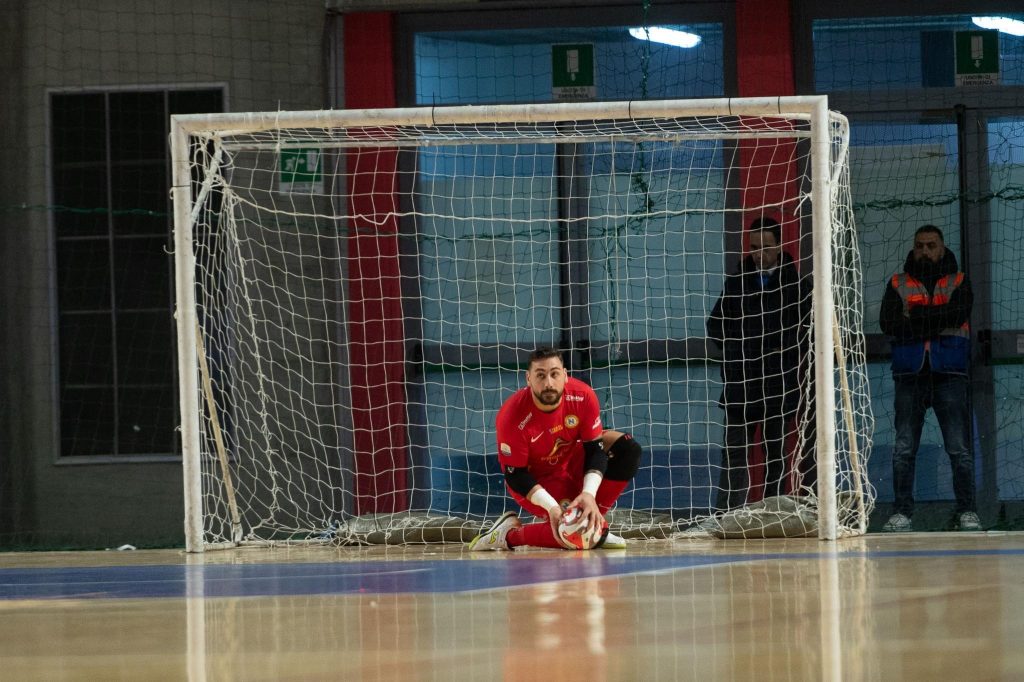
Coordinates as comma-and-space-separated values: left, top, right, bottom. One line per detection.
500, 442, 512, 456
564, 415, 579, 429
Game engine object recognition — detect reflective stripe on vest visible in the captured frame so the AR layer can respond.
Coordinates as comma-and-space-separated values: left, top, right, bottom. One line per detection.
890, 272, 970, 342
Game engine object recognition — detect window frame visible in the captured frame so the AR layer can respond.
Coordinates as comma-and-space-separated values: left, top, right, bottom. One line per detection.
47, 83, 228, 464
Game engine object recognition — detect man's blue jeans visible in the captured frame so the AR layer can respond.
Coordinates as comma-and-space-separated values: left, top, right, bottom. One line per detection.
891, 371, 976, 516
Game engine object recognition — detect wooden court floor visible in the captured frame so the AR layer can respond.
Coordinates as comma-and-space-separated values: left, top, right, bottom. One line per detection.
1, 532, 1022, 681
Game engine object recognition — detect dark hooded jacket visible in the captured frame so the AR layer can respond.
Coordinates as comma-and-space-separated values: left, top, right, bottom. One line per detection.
879, 248, 972, 375
706, 252, 812, 419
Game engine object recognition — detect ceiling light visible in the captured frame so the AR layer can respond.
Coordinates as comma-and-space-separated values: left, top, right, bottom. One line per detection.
971, 16, 1024, 36
628, 27, 701, 49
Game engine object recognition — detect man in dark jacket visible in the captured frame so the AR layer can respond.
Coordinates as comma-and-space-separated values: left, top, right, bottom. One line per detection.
879, 224, 980, 532
707, 217, 812, 511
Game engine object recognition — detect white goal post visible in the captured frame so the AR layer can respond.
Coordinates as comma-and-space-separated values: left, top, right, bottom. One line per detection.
171, 96, 874, 552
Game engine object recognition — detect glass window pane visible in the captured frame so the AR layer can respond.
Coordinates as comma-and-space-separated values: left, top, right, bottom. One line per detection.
52, 88, 223, 458
590, 365, 720, 510
814, 14, 1024, 91
60, 387, 115, 457
114, 237, 171, 310
116, 311, 174, 385
994, 366, 1024, 502
987, 116, 1024, 329
422, 369, 521, 516
848, 120, 961, 327
59, 313, 113, 386
109, 91, 166, 161
118, 386, 177, 455
584, 139, 726, 341
415, 24, 724, 105
53, 166, 108, 237
417, 143, 559, 345
111, 162, 167, 236
57, 238, 112, 311
51, 93, 107, 164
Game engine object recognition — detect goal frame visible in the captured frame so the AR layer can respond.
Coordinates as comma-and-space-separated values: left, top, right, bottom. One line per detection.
171, 96, 848, 552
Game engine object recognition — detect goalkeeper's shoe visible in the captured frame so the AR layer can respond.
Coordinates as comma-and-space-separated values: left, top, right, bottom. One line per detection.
593, 529, 627, 550
468, 511, 521, 551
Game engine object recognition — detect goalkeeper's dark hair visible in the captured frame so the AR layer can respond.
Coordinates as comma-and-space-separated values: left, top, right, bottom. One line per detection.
528, 346, 564, 369
748, 216, 781, 246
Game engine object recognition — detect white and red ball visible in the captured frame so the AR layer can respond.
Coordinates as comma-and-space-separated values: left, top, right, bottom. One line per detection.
557, 507, 605, 550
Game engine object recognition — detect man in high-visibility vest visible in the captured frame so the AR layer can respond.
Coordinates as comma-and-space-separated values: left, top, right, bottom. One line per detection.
879, 225, 980, 532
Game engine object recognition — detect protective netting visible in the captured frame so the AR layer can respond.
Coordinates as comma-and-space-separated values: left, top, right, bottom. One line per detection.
172, 99, 874, 549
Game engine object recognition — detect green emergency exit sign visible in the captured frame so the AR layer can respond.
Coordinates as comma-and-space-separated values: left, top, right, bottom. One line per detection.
955, 30, 999, 86
279, 148, 323, 193
552, 44, 596, 102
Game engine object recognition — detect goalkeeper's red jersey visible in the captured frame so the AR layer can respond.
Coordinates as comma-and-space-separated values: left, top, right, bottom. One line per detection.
495, 376, 603, 483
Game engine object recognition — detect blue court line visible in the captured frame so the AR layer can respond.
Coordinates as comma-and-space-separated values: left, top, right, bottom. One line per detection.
1, 548, 1021, 601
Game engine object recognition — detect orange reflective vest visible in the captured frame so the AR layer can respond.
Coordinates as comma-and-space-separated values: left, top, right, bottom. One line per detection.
889, 272, 970, 375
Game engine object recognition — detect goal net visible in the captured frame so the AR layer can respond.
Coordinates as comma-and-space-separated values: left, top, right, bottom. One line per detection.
171, 97, 874, 551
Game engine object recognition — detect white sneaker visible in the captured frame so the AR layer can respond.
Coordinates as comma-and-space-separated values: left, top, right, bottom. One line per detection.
882, 513, 913, 532
594, 530, 627, 550
958, 511, 982, 531
468, 511, 521, 551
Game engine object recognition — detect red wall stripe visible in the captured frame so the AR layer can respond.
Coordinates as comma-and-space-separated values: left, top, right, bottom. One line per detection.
736, 0, 799, 249
735, 0, 802, 499
343, 12, 408, 513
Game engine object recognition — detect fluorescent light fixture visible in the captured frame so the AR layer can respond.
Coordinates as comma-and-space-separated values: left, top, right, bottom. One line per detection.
972, 16, 1024, 36
629, 26, 701, 49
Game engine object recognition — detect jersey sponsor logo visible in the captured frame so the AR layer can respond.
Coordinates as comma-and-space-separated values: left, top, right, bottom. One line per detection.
550, 424, 563, 434
564, 415, 579, 429
518, 413, 532, 430
543, 437, 570, 465
565, 394, 584, 402
530, 432, 544, 443
500, 442, 512, 456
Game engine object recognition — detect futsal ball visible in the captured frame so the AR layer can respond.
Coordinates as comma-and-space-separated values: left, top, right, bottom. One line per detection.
557, 507, 602, 550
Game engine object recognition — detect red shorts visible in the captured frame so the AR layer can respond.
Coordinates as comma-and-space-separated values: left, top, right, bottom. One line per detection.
508, 472, 580, 519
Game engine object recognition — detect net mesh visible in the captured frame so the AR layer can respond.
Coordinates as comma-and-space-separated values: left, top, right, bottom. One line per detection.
176, 101, 874, 548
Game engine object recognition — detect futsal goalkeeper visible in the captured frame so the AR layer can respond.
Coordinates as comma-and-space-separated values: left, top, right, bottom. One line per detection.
468, 346, 642, 551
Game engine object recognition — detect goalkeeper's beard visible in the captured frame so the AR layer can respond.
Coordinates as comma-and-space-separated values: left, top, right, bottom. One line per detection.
534, 388, 563, 407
